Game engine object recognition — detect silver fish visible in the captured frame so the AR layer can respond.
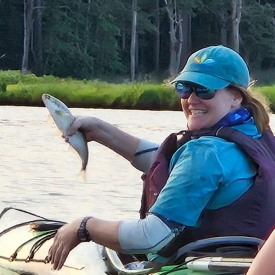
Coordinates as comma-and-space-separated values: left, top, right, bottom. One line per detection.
42, 93, 89, 173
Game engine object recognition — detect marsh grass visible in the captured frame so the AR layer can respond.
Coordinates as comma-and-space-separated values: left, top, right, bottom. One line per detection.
0, 70, 181, 110
255, 85, 275, 112
0, 70, 273, 112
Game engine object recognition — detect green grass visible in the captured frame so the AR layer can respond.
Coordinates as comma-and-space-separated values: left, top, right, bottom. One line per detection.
0, 71, 181, 110
255, 85, 275, 112
0, 70, 274, 112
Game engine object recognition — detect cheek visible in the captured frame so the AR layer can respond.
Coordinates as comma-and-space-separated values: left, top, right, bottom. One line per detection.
181, 99, 188, 114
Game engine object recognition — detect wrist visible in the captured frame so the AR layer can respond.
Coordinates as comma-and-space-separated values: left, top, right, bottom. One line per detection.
77, 216, 93, 242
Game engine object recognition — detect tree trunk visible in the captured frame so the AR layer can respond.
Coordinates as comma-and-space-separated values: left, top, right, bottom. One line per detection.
130, 0, 137, 82
154, 0, 160, 72
22, 0, 34, 74
165, 0, 182, 77
180, 12, 191, 69
176, 10, 183, 71
231, 0, 242, 52
32, 0, 43, 76
84, 0, 91, 55
219, 9, 228, 46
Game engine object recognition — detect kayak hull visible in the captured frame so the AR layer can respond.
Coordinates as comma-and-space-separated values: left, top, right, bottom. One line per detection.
0, 202, 107, 275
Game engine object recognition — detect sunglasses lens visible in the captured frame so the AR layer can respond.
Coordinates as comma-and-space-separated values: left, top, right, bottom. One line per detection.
175, 82, 191, 99
196, 87, 216, 100
175, 82, 217, 100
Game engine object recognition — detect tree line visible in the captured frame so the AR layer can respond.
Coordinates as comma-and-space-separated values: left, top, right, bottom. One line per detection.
0, 0, 274, 81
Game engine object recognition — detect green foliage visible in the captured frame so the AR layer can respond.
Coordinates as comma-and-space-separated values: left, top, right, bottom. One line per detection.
0, 70, 22, 84
1, 70, 273, 113
0, 81, 6, 92
0, 0, 275, 81
42, 0, 127, 79
135, 84, 180, 110
0, 71, 181, 110
256, 85, 275, 112
240, 0, 275, 67
0, 0, 23, 70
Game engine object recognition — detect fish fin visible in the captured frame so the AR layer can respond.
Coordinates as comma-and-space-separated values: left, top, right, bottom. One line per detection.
78, 170, 87, 182
46, 115, 63, 136
74, 169, 87, 182
46, 114, 54, 123
68, 144, 79, 155
55, 129, 63, 136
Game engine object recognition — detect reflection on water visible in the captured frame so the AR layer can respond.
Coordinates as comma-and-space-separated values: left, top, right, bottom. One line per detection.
1, 106, 275, 222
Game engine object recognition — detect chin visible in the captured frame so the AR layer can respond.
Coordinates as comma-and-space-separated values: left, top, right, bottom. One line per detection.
188, 119, 211, 131
188, 125, 203, 131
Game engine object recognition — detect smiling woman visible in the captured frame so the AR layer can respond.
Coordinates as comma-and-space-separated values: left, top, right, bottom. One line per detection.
47, 45, 275, 272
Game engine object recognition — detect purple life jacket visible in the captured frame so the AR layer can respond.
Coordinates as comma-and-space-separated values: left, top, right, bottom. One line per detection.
139, 127, 275, 256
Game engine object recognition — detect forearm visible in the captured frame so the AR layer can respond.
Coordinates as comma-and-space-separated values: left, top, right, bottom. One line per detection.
88, 118, 140, 162
246, 230, 275, 275
85, 215, 177, 254
86, 217, 122, 252
49, 214, 182, 270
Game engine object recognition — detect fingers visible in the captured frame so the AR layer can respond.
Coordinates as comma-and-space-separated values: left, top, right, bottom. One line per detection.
49, 240, 69, 270
66, 116, 95, 137
53, 247, 70, 270
47, 221, 81, 270
67, 117, 82, 136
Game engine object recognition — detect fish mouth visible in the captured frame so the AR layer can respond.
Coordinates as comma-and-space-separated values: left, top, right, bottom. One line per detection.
42, 93, 51, 101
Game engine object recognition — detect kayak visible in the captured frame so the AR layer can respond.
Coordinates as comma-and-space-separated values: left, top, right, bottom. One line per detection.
0, 201, 263, 275
0, 201, 107, 275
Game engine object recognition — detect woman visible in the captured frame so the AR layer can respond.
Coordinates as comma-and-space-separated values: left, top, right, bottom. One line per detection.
48, 45, 275, 271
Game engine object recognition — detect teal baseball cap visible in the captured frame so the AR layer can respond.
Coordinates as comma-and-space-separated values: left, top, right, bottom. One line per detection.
171, 45, 250, 89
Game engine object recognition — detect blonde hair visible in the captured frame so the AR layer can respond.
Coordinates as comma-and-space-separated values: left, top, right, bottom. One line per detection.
236, 84, 271, 133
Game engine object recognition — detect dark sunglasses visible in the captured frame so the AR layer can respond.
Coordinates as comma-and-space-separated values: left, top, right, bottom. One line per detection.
175, 82, 217, 100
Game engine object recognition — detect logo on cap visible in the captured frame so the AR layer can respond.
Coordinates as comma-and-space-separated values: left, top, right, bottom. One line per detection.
194, 53, 215, 65
194, 53, 207, 63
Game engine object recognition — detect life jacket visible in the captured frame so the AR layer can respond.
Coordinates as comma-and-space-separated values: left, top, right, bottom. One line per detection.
139, 127, 275, 258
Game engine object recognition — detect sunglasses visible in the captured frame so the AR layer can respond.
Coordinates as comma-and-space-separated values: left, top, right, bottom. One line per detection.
175, 82, 217, 100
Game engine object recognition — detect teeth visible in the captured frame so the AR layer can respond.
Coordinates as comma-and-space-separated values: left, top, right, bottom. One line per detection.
190, 110, 206, 115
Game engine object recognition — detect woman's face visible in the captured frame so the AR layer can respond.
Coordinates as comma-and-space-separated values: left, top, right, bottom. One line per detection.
181, 87, 243, 131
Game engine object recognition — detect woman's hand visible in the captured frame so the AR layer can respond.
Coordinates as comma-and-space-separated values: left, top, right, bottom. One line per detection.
48, 218, 82, 270
67, 116, 99, 142
48, 216, 122, 270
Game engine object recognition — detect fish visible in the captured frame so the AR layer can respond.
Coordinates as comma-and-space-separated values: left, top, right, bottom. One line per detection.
42, 93, 89, 174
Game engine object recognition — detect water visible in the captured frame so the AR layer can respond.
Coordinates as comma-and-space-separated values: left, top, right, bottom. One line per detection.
1, 106, 275, 223
0, 106, 187, 222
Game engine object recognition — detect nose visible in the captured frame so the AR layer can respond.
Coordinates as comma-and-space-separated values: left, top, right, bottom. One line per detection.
187, 90, 200, 102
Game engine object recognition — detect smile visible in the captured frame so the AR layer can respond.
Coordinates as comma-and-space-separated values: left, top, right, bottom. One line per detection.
190, 109, 207, 115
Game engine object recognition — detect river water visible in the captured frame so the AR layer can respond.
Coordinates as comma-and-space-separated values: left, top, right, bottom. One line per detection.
1, 106, 275, 223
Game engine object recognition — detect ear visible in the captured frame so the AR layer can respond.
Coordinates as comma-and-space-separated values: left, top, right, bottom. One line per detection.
231, 89, 243, 108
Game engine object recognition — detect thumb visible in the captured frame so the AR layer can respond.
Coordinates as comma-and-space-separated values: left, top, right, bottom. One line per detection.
67, 116, 82, 136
